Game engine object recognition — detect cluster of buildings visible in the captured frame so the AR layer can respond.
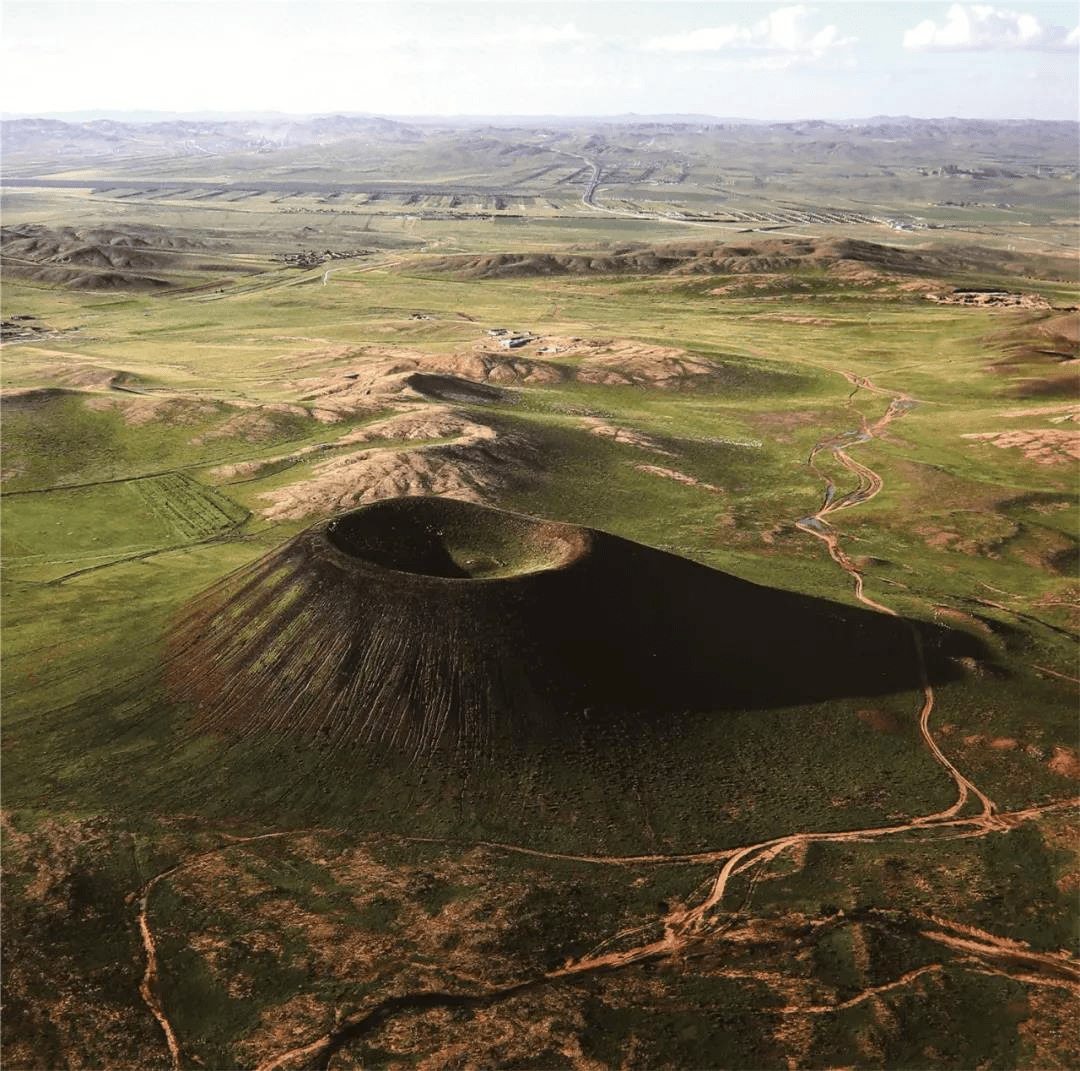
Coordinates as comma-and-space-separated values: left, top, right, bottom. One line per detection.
275, 248, 372, 269
486, 328, 533, 349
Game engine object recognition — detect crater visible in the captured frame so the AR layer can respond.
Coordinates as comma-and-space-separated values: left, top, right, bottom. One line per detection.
324, 496, 587, 579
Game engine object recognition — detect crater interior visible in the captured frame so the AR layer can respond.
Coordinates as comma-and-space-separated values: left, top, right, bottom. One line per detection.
324, 497, 585, 579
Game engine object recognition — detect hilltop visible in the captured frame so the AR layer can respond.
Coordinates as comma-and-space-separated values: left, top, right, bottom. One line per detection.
408, 237, 1077, 283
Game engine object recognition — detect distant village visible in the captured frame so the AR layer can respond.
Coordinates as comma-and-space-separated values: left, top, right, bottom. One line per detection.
275, 248, 373, 269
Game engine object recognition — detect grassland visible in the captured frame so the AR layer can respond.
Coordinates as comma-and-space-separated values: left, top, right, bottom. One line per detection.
2, 125, 1078, 1068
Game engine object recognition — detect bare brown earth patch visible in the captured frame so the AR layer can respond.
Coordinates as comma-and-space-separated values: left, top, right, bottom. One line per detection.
1047, 746, 1080, 781
1040, 813, 1080, 901
495, 334, 721, 389
580, 418, 675, 455
574, 342, 721, 388
39, 362, 138, 392
281, 336, 726, 418
411, 238, 1074, 284
426, 348, 565, 385
911, 513, 1020, 557
1, 815, 168, 1069
1017, 987, 1080, 1070
188, 407, 310, 445
262, 343, 365, 371
999, 403, 1080, 421
0, 386, 81, 411
210, 406, 492, 483
287, 346, 562, 418
633, 464, 721, 492
336, 407, 496, 446
166, 838, 592, 1068
747, 407, 838, 445
1035, 584, 1080, 628
961, 428, 1080, 465
932, 607, 996, 637
81, 393, 227, 427
78, 391, 329, 440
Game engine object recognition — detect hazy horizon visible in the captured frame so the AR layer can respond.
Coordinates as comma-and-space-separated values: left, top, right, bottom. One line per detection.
4, 108, 1079, 124
1, 1, 1078, 122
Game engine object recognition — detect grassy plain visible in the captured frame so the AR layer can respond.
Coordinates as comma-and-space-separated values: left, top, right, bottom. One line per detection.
2, 125, 1078, 1068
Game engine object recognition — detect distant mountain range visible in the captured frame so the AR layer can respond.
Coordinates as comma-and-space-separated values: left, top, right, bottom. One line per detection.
4, 113, 1074, 161
3, 110, 1076, 127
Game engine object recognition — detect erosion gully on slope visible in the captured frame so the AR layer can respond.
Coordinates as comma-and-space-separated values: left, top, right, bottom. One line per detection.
133, 369, 1078, 1070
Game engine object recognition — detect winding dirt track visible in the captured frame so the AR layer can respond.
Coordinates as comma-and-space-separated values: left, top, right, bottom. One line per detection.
794, 373, 998, 824
134, 799, 1078, 1071
134, 370, 1078, 1069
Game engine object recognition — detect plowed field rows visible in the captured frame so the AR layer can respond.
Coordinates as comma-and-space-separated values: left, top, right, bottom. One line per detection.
133, 473, 247, 541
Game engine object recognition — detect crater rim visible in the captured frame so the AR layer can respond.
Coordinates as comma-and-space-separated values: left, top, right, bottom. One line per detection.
315, 496, 591, 582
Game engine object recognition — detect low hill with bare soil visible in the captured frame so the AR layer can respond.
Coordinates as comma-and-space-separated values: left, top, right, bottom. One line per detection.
288, 337, 801, 416
167, 497, 990, 764
980, 310, 1080, 399
407, 238, 1075, 283
1, 223, 219, 289
255, 409, 542, 521
984, 311, 1080, 365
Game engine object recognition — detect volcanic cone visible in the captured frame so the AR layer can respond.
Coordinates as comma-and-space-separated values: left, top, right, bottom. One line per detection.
166, 497, 987, 761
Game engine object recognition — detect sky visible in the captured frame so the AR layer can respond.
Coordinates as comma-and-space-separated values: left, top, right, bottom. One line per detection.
1, 1, 1077, 120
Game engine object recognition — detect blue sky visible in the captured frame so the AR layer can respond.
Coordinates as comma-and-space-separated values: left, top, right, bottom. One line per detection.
1, 1, 1077, 119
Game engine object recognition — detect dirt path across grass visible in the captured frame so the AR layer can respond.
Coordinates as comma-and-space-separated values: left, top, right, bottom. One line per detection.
795, 371, 998, 822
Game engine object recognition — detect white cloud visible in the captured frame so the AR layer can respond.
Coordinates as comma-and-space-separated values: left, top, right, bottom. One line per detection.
644, 5, 855, 56
904, 4, 1079, 52
476, 23, 588, 48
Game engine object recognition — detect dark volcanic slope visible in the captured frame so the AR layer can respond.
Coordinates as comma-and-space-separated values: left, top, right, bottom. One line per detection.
166, 497, 989, 762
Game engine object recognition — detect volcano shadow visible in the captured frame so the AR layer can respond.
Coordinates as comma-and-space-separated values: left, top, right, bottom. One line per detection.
166, 498, 991, 761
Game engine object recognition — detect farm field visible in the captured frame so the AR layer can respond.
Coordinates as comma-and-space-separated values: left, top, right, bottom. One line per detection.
2, 115, 1079, 1070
